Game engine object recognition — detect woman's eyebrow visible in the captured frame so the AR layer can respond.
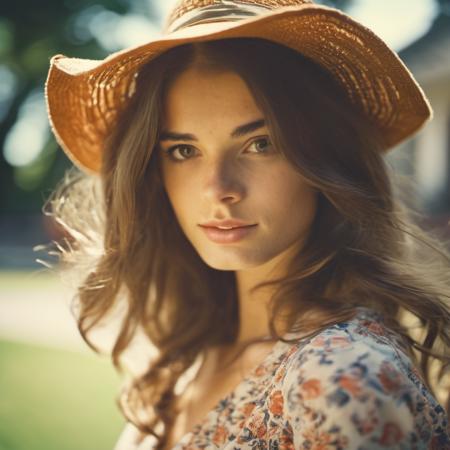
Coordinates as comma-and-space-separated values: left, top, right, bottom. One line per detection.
159, 118, 266, 142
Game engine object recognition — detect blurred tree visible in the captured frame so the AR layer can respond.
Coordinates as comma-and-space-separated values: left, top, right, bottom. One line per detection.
0, 0, 159, 213
437, 0, 450, 13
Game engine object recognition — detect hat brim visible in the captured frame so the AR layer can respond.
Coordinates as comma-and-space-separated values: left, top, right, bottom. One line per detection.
45, 4, 432, 174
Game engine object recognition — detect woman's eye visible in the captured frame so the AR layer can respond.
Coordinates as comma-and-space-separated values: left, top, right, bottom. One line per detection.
246, 137, 273, 154
163, 137, 273, 163
163, 145, 197, 162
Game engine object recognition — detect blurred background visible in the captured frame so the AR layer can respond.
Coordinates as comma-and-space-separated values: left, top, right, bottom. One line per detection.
0, 0, 449, 449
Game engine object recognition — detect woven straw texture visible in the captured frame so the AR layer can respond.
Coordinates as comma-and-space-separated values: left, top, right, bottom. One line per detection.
45, 0, 432, 173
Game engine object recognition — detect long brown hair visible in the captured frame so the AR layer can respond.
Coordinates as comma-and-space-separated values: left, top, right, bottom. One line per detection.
44, 37, 450, 447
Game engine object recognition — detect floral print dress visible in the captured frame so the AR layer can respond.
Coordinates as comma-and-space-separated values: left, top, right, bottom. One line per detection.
114, 307, 450, 450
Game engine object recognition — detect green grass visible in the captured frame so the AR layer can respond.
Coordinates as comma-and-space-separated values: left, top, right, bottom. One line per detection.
0, 270, 61, 291
0, 339, 126, 450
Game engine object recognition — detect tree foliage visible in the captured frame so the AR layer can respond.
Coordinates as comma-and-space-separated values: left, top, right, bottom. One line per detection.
0, 0, 159, 212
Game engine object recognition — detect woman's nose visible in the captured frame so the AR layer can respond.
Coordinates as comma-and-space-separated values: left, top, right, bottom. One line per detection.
202, 158, 245, 204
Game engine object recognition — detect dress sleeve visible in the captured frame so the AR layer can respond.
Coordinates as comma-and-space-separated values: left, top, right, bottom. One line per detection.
281, 332, 450, 449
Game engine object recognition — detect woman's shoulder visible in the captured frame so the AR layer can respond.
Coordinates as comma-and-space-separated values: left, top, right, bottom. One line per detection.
280, 306, 450, 449
282, 306, 424, 377
280, 307, 410, 374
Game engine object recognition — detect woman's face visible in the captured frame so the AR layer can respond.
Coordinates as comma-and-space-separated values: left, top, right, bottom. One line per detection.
158, 66, 318, 271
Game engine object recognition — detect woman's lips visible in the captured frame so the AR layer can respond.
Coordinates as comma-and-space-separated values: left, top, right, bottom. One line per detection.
200, 224, 257, 244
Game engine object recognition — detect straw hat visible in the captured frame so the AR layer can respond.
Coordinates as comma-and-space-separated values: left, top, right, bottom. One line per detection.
45, 0, 432, 174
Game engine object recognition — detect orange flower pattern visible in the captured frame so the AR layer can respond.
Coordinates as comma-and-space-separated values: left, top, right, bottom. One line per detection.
114, 307, 450, 450
268, 389, 284, 416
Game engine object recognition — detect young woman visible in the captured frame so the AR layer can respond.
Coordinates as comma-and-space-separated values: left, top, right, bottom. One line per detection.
44, 1, 450, 449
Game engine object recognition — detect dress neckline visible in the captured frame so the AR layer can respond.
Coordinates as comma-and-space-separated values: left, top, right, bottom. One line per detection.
168, 306, 382, 449
170, 336, 294, 449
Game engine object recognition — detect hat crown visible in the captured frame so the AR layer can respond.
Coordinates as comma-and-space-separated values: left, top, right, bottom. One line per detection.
165, 0, 312, 33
